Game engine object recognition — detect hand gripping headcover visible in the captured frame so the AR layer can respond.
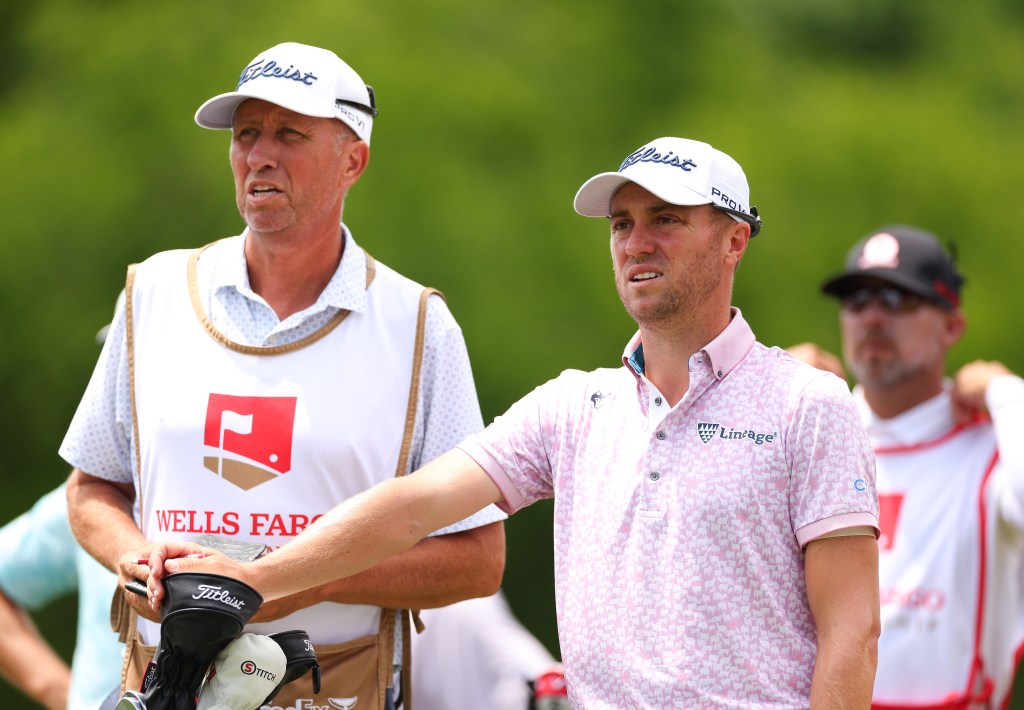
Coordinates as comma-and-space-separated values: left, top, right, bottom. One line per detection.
133, 572, 263, 710
262, 630, 322, 705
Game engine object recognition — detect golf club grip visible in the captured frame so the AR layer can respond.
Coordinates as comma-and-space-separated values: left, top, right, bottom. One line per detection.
125, 578, 147, 596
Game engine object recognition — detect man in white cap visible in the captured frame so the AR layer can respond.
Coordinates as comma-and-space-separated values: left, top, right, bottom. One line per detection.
60, 42, 506, 710
145, 136, 882, 707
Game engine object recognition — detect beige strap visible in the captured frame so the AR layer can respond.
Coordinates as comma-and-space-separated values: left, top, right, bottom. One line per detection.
375, 608, 397, 708
400, 607, 414, 709
125, 265, 144, 523
394, 287, 443, 478
392, 287, 442, 710
121, 264, 146, 694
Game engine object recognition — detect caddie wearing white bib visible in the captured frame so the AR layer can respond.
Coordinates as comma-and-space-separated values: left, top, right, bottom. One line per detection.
794, 225, 1024, 708
60, 42, 506, 710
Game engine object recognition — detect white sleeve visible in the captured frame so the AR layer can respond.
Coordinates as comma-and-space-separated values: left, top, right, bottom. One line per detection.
58, 291, 135, 483
988, 375, 1024, 532
414, 295, 506, 534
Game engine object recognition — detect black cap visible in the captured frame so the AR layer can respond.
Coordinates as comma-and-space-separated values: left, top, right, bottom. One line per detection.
821, 225, 964, 309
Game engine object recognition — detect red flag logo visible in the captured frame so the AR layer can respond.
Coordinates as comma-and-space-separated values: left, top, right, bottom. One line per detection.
203, 394, 297, 490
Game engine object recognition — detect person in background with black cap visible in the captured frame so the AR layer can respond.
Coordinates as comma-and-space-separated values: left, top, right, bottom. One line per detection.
789, 225, 1024, 707
143, 136, 882, 708
60, 42, 506, 709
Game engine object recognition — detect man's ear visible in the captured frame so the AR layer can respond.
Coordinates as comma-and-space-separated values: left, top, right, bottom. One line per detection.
342, 140, 370, 182
943, 308, 967, 347
725, 218, 750, 270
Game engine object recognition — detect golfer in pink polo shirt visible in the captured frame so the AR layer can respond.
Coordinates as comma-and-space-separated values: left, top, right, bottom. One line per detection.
144, 137, 881, 709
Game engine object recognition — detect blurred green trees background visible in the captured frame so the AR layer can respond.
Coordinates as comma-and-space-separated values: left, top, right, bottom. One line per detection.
2, 0, 1024, 705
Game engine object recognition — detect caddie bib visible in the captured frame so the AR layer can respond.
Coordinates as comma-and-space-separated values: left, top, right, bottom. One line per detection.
872, 421, 998, 708
129, 241, 423, 646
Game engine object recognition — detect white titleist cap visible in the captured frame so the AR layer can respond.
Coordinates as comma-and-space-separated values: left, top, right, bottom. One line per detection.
196, 633, 287, 710
573, 137, 761, 236
195, 42, 377, 144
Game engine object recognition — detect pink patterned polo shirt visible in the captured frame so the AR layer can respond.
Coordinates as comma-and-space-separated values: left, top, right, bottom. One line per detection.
459, 309, 878, 708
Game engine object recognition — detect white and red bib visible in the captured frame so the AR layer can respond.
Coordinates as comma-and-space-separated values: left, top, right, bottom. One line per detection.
872, 421, 997, 707
129, 244, 424, 645
859, 383, 1024, 710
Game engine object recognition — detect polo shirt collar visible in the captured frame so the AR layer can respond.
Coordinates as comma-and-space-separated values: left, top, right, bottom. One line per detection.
853, 383, 954, 447
211, 223, 370, 314
623, 307, 756, 380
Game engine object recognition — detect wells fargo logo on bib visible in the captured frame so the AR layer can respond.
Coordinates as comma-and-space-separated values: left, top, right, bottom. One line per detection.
203, 393, 297, 490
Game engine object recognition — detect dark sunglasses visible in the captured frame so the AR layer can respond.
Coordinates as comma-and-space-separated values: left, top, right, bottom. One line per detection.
336, 84, 378, 117
840, 287, 925, 313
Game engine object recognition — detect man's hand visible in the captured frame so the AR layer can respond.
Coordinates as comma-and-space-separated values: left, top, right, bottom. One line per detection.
952, 359, 1014, 425
144, 542, 246, 612
786, 342, 848, 381
117, 549, 161, 622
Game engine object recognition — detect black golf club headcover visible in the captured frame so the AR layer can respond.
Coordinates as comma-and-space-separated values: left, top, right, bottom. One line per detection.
262, 629, 322, 705
139, 572, 263, 710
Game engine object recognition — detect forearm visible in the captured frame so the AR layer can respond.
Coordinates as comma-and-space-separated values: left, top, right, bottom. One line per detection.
299, 521, 504, 608
66, 468, 146, 571
806, 535, 880, 709
148, 449, 506, 612
247, 449, 503, 601
253, 521, 504, 621
0, 591, 69, 710
809, 633, 877, 709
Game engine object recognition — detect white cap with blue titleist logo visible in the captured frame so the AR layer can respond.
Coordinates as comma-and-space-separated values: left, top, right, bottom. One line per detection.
195, 42, 377, 144
573, 137, 761, 236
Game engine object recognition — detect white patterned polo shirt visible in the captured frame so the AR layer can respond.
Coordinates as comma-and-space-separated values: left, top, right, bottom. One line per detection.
460, 308, 878, 708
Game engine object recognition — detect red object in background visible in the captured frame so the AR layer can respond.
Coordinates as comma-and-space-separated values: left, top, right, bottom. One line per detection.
878, 493, 905, 551
532, 668, 569, 710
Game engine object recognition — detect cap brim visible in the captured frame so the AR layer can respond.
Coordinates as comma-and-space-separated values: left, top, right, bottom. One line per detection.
821, 269, 942, 302
195, 91, 337, 129
573, 172, 711, 218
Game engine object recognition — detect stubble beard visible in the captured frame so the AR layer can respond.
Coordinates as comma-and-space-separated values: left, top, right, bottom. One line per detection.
614, 226, 728, 329
848, 350, 924, 391
616, 265, 718, 329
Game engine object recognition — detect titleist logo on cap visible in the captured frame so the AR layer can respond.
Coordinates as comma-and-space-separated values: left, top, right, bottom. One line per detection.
619, 147, 697, 173
236, 60, 317, 91
192, 584, 247, 609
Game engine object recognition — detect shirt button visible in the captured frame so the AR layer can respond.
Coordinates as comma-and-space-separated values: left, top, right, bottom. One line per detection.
656, 431, 667, 440
654, 397, 663, 406
649, 471, 661, 481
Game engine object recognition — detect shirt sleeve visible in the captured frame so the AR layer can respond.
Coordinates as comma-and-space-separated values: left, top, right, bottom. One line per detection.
58, 291, 135, 483
787, 373, 880, 547
459, 376, 566, 515
414, 295, 507, 534
987, 375, 1024, 532
0, 486, 79, 609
